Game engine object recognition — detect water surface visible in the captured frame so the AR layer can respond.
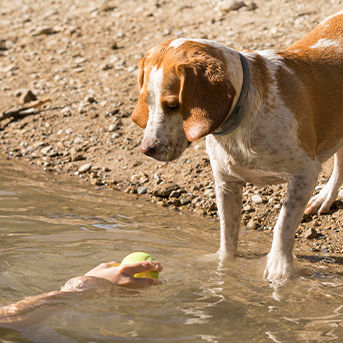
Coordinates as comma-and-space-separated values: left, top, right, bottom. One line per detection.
1, 155, 343, 342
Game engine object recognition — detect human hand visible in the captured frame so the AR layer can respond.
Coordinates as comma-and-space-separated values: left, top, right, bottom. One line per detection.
84, 261, 163, 288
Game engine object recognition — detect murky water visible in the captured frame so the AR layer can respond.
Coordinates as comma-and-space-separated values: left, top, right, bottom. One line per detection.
1, 155, 343, 342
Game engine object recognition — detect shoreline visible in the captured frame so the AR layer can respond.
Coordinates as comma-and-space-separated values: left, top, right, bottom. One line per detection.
1, 0, 343, 257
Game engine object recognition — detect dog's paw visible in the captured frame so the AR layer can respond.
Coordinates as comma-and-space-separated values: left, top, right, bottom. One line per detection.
305, 188, 337, 215
263, 251, 293, 283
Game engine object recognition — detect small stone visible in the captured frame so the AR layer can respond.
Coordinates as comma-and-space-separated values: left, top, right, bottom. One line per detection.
247, 1, 257, 10
170, 190, 181, 198
19, 90, 37, 104
302, 213, 312, 222
99, 3, 116, 11
74, 137, 83, 144
157, 200, 167, 207
70, 147, 84, 161
180, 197, 191, 205
218, 0, 245, 12
208, 202, 217, 212
243, 204, 251, 212
109, 123, 119, 132
78, 163, 92, 173
65, 128, 73, 134
251, 194, 263, 204
110, 41, 119, 50
84, 95, 96, 103
40, 146, 53, 155
0, 40, 7, 51
338, 189, 343, 198
61, 107, 72, 116
73, 67, 84, 73
150, 183, 179, 198
204, 189, 215, 198
37, 26, 55, 35
99, 62, 113, 71
137, 187, 148, 195
305, 227, 318, 239
247, 218, 258, 230
91, 178, 103, 186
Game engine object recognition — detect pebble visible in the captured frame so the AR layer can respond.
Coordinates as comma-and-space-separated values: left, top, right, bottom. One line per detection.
204, 189, 215, 198
110, 41, 119, 50
40, 146, 53, 155
78, 163, 92, 173
70, 147, 84, 161
65, 128, 73, 134
247, 1, 257, 10
61, 107, 72, 116
243, 204, 251, 212
251, 194, 263, 204
109, 123, 119, 132
74, 137, 83, 144
37, 26, 55, 35
305, 227, 318, 239
84, 95, 96, 103
247, 218, 257, 230
338, 189, 343, 198
150, 183, 179, 197
91, 178, 103, 186
180, 197, 191, 205
208, 202, 217, 212
217, 0, 245, 12
19, 90, 37, 104
137, 187, 148, 195
157, 200, 167, 207
169, 190, 181, 198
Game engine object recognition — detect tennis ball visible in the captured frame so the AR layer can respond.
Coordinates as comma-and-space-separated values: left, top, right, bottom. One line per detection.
121, 252, 159, 279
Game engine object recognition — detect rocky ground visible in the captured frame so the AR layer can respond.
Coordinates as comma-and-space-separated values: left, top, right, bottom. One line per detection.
1, 0, 343, 257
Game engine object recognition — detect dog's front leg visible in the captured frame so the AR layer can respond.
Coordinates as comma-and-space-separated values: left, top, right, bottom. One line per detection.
215, 178, 244, 257
264, 162, 321, 282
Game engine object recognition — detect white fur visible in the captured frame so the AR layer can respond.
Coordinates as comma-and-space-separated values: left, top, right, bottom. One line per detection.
141, 65, 189, 161
311, 38, 341, 49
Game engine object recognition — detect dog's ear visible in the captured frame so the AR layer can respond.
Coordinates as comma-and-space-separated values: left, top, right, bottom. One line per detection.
132, 58, 149, 128
178, 60, 236, 141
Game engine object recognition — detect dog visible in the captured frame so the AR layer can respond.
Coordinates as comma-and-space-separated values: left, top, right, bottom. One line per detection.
131, 10, 343, 282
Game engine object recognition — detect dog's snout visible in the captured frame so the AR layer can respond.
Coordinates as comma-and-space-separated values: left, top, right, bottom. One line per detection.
140, 144, 156, 157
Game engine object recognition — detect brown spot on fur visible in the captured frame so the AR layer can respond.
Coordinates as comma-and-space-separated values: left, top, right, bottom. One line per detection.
280, 12, 343, 159
251, 54, 272, 103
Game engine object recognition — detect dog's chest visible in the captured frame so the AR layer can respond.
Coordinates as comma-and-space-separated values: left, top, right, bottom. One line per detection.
206, 136, 286, 186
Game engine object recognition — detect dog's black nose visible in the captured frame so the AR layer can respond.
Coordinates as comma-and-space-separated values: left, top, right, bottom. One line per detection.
140, 144, 156, 157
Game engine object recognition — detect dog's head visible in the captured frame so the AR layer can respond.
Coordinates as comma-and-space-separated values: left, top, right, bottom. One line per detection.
132, 38, 239, 161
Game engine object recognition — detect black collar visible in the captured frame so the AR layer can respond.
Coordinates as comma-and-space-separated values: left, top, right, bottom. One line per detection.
213, 53, 250, 136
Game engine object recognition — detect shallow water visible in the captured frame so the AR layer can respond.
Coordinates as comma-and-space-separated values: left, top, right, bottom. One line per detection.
1, 155, 343, 342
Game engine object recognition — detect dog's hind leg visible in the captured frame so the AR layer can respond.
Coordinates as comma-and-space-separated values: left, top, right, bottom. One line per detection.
306, 146, 343, 215
265, 161, 321, 282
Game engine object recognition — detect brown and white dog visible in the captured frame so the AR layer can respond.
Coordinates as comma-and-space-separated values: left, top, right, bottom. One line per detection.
131, 10, 343, 281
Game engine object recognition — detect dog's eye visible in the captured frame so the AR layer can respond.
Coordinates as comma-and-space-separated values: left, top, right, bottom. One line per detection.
166, 103, 180, 110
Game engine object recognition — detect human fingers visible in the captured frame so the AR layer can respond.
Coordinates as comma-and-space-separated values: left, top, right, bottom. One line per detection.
120, 275, 162, 289
120, 261, 163, 276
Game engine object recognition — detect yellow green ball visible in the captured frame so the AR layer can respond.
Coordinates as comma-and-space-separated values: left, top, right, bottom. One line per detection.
121, 252, 159, 279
